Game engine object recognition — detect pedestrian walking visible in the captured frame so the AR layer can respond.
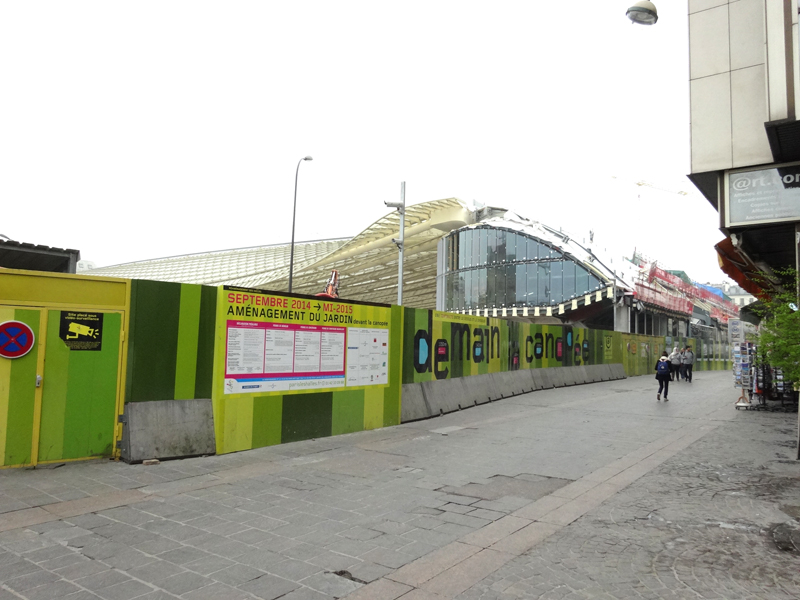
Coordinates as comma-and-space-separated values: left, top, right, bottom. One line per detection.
668, 346, 682, 381
678, 348, 686, 381
683, 345, 695, 382
655, 351, 671, 401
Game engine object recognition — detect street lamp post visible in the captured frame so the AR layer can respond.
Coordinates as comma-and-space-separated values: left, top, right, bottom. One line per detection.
385, 182, 406, 306
288, 156, 313, 294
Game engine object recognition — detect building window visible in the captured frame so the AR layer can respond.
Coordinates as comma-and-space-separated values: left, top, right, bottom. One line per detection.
478, 228, 487, 265
563, 261, 576, 299
442, 226, 608, 310
516, 263, 527, 306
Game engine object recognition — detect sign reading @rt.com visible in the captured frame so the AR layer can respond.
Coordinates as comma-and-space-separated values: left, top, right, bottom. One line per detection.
728, 163, 800, 226
222, 287, 390, 395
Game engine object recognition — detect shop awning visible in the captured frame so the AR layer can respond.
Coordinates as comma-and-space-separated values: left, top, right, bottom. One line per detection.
714, 237, 769, 298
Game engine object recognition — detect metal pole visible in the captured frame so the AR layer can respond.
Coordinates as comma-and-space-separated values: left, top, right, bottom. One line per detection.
288, 156, 312, 293
612, 281, 617, 332
384, 183, 406, 305
397, 182, 405, 306
795, 224, 800, 459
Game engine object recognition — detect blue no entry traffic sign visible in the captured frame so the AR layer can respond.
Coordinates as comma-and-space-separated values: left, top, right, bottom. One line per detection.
0, 321, 36, 359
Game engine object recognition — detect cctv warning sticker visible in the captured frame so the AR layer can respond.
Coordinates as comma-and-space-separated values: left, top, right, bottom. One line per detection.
59, 312, 103, 351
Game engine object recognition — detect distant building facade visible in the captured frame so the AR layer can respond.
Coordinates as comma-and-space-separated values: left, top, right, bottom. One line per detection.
708, 281, 757, 308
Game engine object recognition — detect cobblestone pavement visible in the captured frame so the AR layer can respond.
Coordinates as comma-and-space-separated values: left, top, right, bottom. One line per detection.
0, 371, 798, 600
460, 413, 800, 600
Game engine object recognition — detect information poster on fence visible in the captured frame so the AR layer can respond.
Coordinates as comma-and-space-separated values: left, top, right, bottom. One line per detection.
222, 287, 390, 394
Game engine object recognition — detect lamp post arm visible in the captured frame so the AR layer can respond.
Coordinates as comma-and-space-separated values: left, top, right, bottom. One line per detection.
288, 158, 304, 294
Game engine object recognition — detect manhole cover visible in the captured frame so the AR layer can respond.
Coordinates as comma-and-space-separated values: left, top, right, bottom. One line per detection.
771, 521, 800, 553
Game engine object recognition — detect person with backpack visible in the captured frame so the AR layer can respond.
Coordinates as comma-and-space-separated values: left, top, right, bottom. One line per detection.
655, 351, 671, 401
683, 346, 695, 382
668, 346, 682, 381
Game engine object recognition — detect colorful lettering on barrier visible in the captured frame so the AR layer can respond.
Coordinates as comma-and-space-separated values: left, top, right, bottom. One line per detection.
521, 331, 589, 364
409, 311, 595, 380
412, 312, 503, 379
403, 307, 724, 384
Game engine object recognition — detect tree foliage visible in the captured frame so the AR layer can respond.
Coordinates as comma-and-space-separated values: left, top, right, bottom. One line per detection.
753, 269, 800, 385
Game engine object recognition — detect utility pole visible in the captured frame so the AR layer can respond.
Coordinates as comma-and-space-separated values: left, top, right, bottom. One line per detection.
385, 182, 406, 305
288, 156, 313, 293
611, 268, 620, 332
796, 225, 799, 459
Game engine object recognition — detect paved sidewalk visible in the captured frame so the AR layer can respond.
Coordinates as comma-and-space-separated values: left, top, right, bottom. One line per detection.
1, 371, 799, 600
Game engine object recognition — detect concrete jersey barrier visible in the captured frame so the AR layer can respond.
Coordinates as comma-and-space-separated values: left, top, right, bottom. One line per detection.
400, 363, 627, 423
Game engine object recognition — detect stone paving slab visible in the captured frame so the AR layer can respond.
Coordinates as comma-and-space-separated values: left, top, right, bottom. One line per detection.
0, 371, 798, 599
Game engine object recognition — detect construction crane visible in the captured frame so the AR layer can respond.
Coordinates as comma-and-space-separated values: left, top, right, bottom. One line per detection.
610, 175, 692, 197
634, 180, 689, 195
315, 270, 340, 299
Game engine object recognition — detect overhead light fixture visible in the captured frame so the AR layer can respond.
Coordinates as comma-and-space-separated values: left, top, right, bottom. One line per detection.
626, 1, 658, 25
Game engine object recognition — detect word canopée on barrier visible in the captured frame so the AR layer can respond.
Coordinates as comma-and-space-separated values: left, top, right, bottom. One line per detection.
413, 317, 592, 380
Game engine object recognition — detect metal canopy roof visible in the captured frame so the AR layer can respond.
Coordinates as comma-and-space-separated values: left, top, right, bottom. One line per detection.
88, 198, 476, 308
86, 239, 349, 287
86, 198, 649, 310
89, 196, 717, 318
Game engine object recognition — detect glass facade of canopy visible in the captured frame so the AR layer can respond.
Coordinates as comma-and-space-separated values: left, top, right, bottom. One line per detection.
441, 225, 607, 311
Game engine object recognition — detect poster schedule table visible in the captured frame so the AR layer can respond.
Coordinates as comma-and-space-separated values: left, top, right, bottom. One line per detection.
225, 322, 347, 393
222, 287, 392, 395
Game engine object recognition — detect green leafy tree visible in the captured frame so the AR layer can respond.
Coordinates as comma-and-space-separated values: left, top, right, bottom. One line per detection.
753, 269, 800, 385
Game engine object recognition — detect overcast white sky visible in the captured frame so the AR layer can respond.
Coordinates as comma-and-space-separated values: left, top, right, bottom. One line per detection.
0, 1, 732, 284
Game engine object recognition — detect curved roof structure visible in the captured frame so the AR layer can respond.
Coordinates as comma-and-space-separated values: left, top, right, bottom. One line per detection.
453, 211, 631, 286
86, 197, 732, 326
437, 211, 639, 320
86, 239, 350, 288
88, 198, 476, 308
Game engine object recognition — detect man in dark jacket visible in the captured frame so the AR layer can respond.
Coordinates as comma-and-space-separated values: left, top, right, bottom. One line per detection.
655, 351, 671, 401
683, 346, 695, 382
